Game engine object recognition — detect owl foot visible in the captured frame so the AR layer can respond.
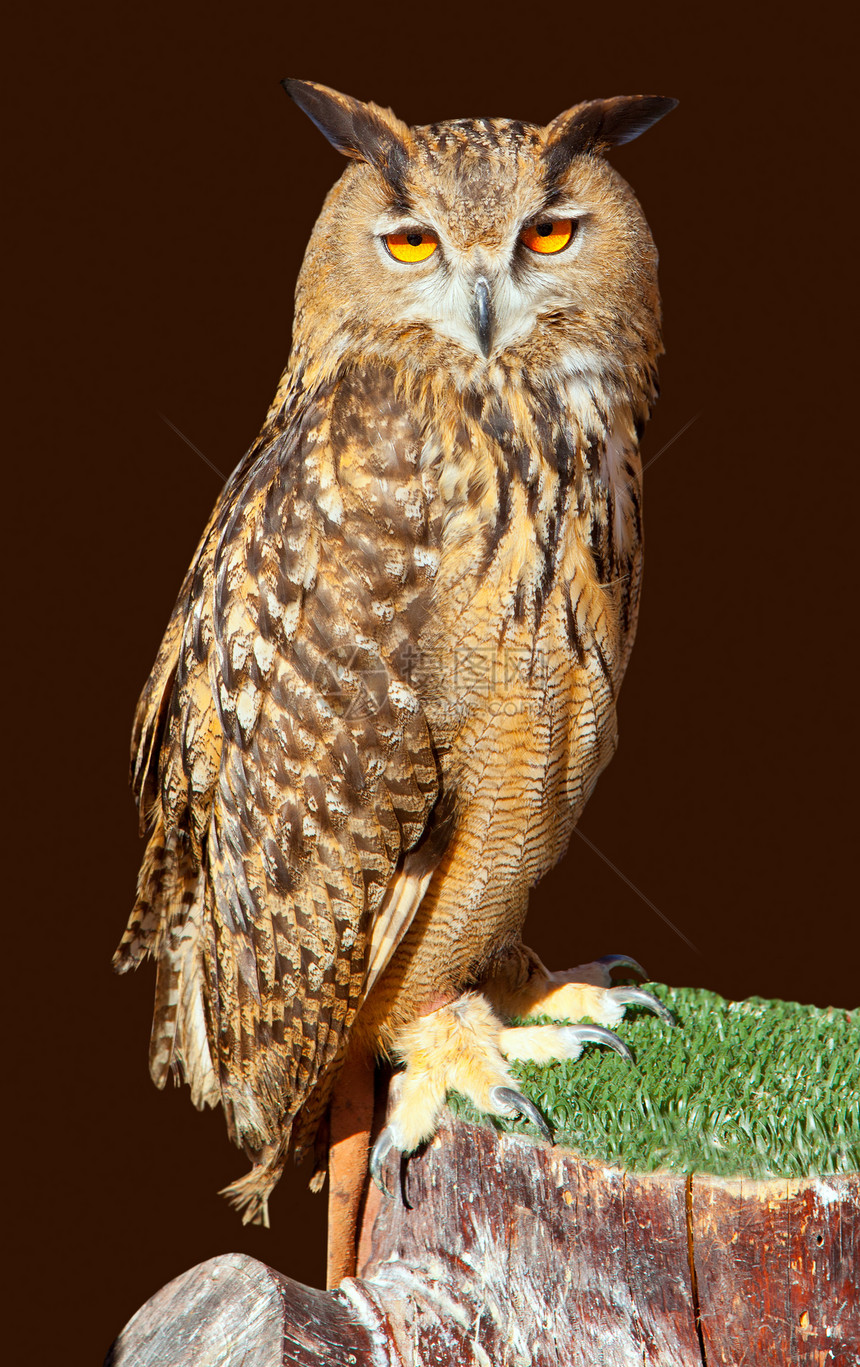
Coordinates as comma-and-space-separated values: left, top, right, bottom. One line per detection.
486, 951, 675, 1030
498, 1021, 634, 1065
370, 990, 629, 1198
370, 992, 539, 1198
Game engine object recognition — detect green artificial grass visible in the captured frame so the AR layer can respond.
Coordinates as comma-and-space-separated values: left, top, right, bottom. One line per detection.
448, 985, 859, 1179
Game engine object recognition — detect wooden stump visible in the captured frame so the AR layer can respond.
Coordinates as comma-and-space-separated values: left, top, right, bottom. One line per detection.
103, 1252, 381, 1366
107, 1108, 860, 1366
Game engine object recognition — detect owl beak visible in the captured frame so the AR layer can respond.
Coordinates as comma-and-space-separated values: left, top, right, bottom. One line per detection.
472, 277, 494, 358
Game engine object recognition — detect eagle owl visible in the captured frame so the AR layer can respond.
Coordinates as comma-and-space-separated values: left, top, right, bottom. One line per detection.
116, 80, 677, 1246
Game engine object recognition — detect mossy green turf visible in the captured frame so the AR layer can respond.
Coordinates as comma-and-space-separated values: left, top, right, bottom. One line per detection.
447, 985, 859, 1179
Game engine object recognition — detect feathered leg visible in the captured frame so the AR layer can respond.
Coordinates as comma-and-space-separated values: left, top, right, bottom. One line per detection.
371, 992, 565, 1194
482, 946, 675, 1030
370, 953, 673, 1195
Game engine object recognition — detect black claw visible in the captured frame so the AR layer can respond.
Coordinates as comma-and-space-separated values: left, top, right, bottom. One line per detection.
490, 1085, 553, 1142
563, 1023, 636, 1063
399, 1149, 415, 1210
369, 1126, 396, 1199
596, 953, 649, 981
612, 986, 676, 1027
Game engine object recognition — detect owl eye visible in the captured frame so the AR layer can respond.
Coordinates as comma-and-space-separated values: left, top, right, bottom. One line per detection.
384, 230, 439, 263
520, 218, 576, 255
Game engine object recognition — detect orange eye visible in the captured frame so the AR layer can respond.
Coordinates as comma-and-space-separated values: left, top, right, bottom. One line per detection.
520, 218, 575, 255
384, 230, 438, 263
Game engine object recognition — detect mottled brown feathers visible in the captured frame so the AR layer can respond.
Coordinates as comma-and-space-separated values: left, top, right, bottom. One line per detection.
118, 80, 671, 1223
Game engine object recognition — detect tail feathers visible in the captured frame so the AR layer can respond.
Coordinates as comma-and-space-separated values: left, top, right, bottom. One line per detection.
115, 820, 219, 1106
147, 870, 219, 1106
112, 900, 160, 974
113, 822, 172, 973
148, 948, 181, 1088
220, 1139, 291, 1228
173, 942, 221, 1110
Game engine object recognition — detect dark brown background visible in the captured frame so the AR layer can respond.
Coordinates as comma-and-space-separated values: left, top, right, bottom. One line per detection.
8, 3, 856, 1362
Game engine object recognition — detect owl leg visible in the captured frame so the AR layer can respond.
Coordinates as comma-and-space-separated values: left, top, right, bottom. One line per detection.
483, 948, 675, 1030
369, 990, 628, 1197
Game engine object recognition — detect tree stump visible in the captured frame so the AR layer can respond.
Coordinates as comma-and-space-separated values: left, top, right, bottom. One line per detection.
107, 1107, 859, 1366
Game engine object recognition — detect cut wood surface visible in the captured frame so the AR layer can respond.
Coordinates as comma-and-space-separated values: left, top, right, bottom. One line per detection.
104, 1251, 383, 1367
107, 1108, 859, 1366
690, 1171, 858, 1365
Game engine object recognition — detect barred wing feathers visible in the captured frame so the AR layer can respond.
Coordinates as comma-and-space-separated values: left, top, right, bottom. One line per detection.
115, 371, 441, 1223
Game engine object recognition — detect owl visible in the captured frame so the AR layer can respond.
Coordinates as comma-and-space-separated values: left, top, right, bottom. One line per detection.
115, 79, 677, 1278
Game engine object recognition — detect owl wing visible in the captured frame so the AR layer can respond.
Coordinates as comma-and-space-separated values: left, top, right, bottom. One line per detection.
130, 434, 271, 828
117, 376, 441, 1221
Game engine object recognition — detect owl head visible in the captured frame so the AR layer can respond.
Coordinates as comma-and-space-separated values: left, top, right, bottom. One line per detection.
283, 80, 676, 388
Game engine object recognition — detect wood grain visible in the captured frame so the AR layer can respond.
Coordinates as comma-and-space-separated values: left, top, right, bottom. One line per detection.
107, 1112, 860, 1365
691, 1171, 860, 1366
104, 1252, 386, 1367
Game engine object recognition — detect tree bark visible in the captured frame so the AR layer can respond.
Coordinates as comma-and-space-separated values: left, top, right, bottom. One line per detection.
107, 1108, 860, 1366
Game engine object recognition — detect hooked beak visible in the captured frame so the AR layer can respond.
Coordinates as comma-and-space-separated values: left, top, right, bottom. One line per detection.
472, 277, 494, 357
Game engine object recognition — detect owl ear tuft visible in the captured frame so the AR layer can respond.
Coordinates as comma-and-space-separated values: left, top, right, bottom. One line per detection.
543, 95, 677, 180
282, 79, 411, 192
